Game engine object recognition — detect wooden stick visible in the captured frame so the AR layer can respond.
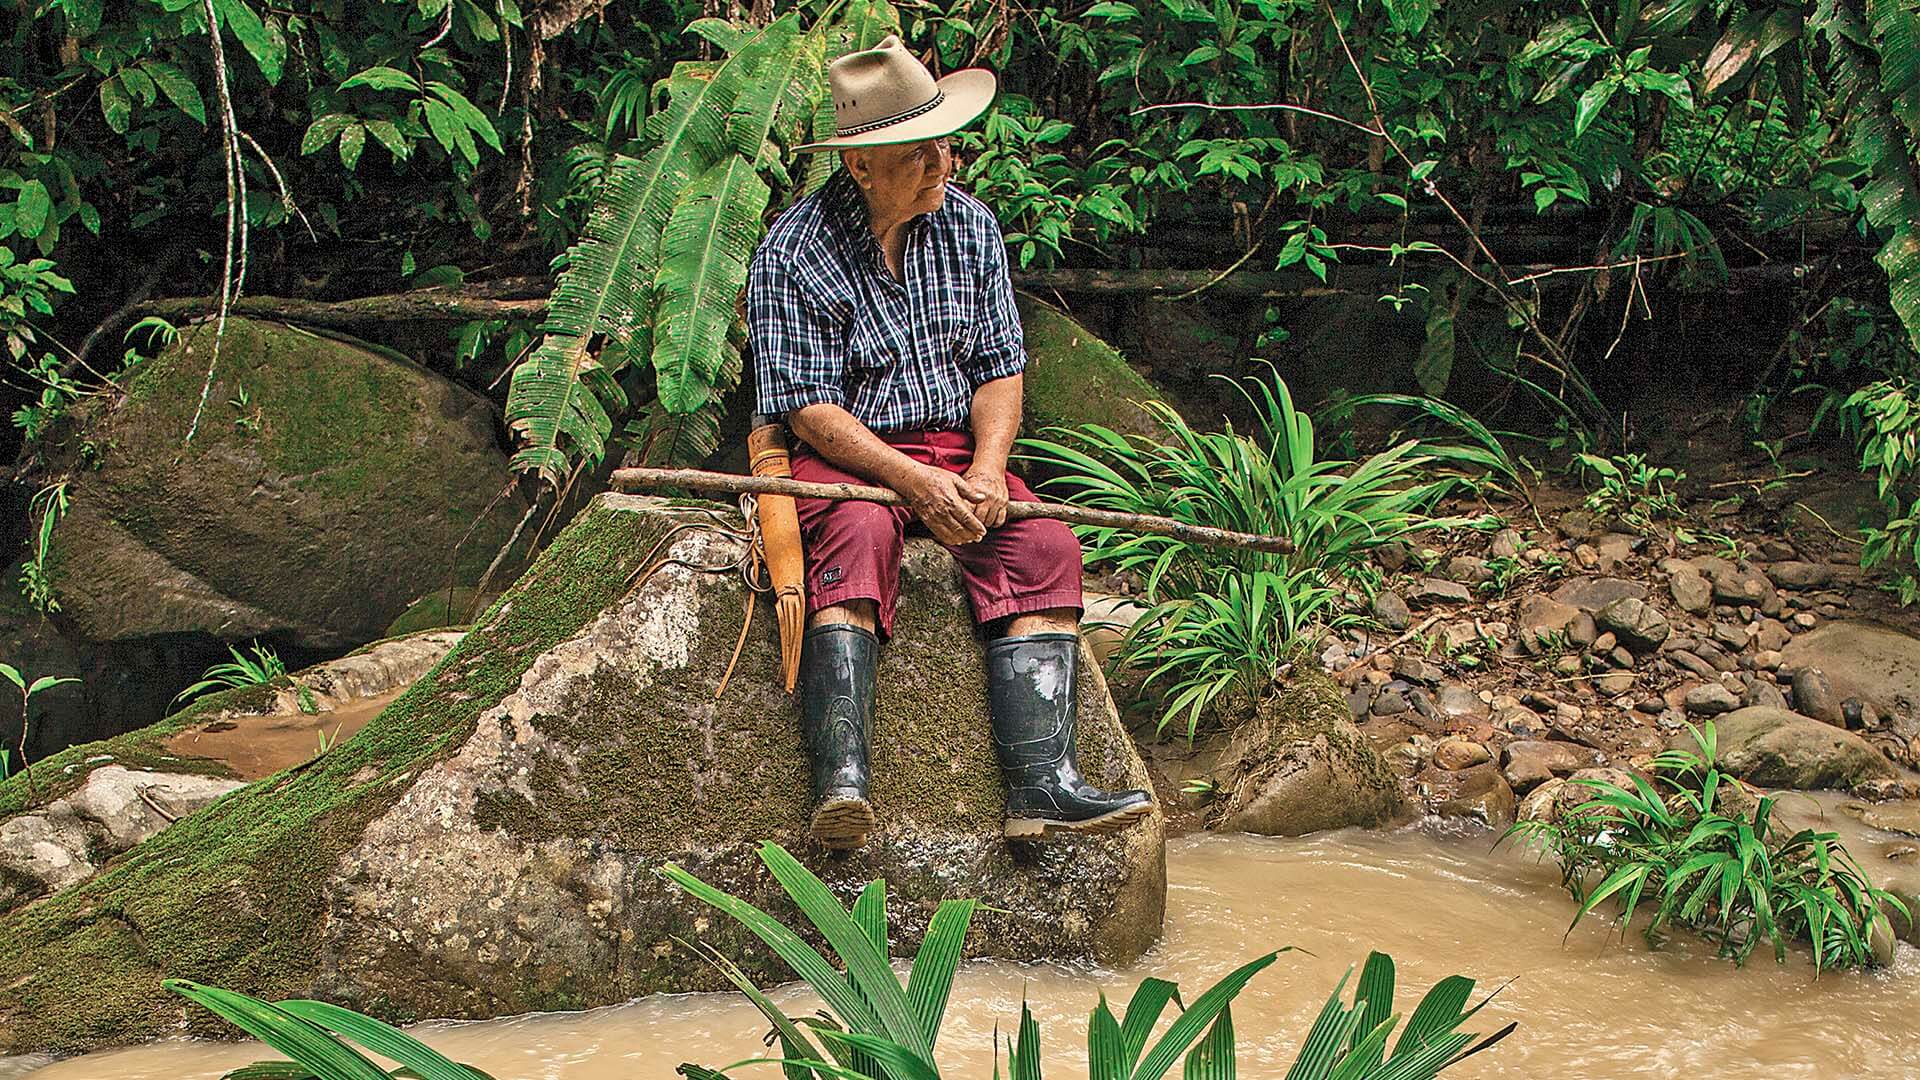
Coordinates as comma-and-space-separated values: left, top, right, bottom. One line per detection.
610, 467, 1296, 554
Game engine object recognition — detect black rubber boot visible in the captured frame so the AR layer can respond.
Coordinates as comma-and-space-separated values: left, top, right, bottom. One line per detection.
799, 623, 879, 850
987, 632, 1153, 840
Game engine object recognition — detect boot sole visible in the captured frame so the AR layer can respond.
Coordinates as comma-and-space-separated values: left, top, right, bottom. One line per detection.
1004, 801, 1152, 840
811, 797, 877, 850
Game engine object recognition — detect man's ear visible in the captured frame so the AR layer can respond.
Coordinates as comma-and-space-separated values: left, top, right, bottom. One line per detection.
842, 148, 869, 188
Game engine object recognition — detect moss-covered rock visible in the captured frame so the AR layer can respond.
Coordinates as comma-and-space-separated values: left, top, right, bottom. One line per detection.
37, 317, 526, 652
0, 495, 1164, 1055
1018, 295, 1165, 442
1210, 668, 1411, 836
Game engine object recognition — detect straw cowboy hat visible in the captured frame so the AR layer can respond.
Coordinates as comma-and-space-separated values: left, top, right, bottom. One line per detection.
794, 35, 996, 151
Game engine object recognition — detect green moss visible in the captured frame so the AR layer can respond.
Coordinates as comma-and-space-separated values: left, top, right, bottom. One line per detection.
1017, 295, 1165, 442
382, 587, 486, 638
0, 499, 673, 1055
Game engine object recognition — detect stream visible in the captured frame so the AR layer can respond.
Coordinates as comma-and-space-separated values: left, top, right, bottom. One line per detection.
22, 803, 1920, 1079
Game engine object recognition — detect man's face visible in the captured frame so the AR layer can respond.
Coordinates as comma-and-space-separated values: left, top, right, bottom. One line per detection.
847, 137, 954, 223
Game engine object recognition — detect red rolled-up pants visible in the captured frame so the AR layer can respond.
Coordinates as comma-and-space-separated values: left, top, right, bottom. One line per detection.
790, 429, 1083, 640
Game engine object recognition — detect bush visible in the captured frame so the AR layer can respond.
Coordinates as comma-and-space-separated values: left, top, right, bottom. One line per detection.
1018, 371, 1493, 735
1504, 723, 1907, 973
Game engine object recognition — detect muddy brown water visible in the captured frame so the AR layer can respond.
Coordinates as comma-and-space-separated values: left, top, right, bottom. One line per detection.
161, 689, 406, 780
23, 804, 1920, 1079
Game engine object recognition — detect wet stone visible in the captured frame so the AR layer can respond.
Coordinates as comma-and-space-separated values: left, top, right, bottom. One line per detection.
1433, 738, 1492, 770
1437, 683, 1489, 718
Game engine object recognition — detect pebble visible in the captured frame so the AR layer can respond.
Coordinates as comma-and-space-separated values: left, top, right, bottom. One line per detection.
1754, 649, 1782, 670
1409, 578, 1473, 605
1596, 671, 1636, 694
1372, 688, 1410, 717
1791, 667, 1844, 725
1754, 618, 1792, 652
1392, 656, 1444, 685
1434, 737, 1493, 770
1595, 597, 1671, 652
1569, 613, 1599, 647
1742, 679, 1788, 710
1608, 646, 1635, 669
1445, 555, 1493, 584
1592, 631, 1618, 653
1792, 611, 1818, 630
1768, 560, 1832, 588
1684, 683, 1740, 716
1669, 572, 1713, 613
1371, 590, 1412, 630
1490, 528, 1524, 560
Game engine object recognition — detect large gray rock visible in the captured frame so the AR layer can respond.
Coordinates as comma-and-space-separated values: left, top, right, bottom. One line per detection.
1780, 621, 1920, 715
1214, 669, 1410, 837
33, 318, 528, 653
1595, 596, 1670, 653
1697, 706, 1898, 790
1550, 577, 1647, 613
0, 497, 1166, 1054
0, 767, 245, 912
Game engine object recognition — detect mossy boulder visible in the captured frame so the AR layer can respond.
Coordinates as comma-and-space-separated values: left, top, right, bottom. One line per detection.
0, 495, 1164, 1055
1018, 295, 1165, 442
1211, 670, 1411, 836
36, 317, 526, 653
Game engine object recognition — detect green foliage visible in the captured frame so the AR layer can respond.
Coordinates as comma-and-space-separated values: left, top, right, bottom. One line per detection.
171, 641, 292, 708
18, 480, 67, 615
0, 661, 80, 796
665, 841, 1509, 1080
164, 977, 497, 1080
1572, 452, 1683, 530
1832, 377, 1920, 603
510, 5, 894, 479
954, 97, 1143, 269
1506, 723, 1908, 973
1020, 372, 1486, 734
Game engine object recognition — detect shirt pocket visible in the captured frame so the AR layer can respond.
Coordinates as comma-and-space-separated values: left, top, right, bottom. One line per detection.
845, 319, 899, 375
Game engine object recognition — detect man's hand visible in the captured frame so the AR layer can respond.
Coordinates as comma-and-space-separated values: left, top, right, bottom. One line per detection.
960, 464, 1009, 529
898, 463, 988, 545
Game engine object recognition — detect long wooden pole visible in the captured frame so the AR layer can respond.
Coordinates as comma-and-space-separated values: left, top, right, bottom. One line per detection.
610, 467, 1295, 554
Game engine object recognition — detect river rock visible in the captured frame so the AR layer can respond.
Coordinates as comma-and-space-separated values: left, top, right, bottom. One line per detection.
1683, 683, 1740, 716
1595, 597, 1670, 653
1791, 668, 1844, 725
1215, 671, 1409, 838
0, 497, 1169, 1055
1433, 738, 1491, 770
1780, 622, 1920, 716
1768, 561, 1832, 588
1697, 706, 1898, 789
1669, 571, 1712, 614
1741, 680, 1789, 710
1490, 528, 1524, 560
1707, 562, 1777, 608
31, 317, 529, 655
1371, 589, 1411, 630
1517, 594, 1580, 641
1423, 763, 1516, 828
1436, 683, 1487, 719
1408, 578, 1473, 605
1501, 741, 1603, 794
1444, 556, 1493, 584
1551, 576, 1648, 613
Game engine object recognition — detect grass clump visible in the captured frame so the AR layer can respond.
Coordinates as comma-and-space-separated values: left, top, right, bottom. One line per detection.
1505, 723, 1906, 973
1020, 370, 1499, 736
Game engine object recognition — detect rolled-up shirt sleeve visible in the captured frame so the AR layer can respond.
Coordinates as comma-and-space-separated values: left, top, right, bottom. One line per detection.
749, 248, 847, 417
964, 226, 1026, 385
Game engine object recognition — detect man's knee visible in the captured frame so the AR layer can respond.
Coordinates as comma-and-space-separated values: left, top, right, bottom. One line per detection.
1006, 607, 1079, 637
1025, 519, 1083, 570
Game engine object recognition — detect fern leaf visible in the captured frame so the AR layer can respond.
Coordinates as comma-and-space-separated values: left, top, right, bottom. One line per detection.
626, 399, 726, 465
653, 157, 772, 414
1818, 0, 1920, 353
725, 16, 817, 159
508, 35, 762, 483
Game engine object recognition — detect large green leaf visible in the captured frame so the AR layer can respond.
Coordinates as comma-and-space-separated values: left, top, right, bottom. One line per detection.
163, 981, 390, 1080
651, 156, 771, 413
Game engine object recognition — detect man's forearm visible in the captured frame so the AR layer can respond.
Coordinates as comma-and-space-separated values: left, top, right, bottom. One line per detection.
968, 373, 1023, 472
788, 403, 922, 490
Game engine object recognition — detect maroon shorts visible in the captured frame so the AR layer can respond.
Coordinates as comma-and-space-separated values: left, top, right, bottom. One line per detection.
790, 429, 1083, 639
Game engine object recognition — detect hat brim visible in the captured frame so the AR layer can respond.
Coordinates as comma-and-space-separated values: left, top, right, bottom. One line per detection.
793, 68, 997, 151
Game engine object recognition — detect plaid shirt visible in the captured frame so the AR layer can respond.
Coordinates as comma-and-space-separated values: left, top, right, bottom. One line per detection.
747, 168, 1025, 432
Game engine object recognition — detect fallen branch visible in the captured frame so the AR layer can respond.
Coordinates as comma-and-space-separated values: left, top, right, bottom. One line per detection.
610, 467, 1297, 554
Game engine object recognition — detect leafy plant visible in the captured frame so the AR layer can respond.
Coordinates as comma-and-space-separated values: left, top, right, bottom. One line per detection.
667, 840, 1512, 1079
1831, 377, 1920, 603
1573, 452, 1683, 530
1020, 371, 1486, 734
509, 4, 896, 480
18, 479, 66, 615
165, 978, 498, 1080
1505, 723, 1908, 973
171, 641, 291, 708
1477, 550, 1565, 597
0, 661, 78, 799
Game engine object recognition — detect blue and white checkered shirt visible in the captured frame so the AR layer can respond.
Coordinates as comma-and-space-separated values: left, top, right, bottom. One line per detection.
747, 168, 1026, 433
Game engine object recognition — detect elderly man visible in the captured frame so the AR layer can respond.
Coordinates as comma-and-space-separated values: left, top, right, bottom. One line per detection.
747, 36, 1151, 850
